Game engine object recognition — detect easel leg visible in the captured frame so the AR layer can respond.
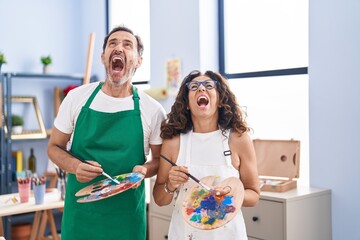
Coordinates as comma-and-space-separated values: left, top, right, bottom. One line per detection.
30, 211, 43, 240
0, 217, 4, 236
46, 210, 59, 240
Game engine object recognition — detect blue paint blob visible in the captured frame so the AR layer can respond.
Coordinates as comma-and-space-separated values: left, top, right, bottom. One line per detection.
222, 196, 233, 205
200, 195, 217, 210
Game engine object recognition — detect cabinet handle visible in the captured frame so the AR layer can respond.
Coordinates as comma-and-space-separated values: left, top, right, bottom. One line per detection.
164, 235, 168, 239
252, 216, 259, 222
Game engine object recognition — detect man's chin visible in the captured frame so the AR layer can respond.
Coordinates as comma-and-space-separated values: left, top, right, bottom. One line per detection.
110, 77, 130, 86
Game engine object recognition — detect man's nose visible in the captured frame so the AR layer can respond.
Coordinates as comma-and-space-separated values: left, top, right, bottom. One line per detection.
114, 45, 124, 53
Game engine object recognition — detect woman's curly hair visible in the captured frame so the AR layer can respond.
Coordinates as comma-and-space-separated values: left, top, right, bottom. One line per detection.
161, 70, 251, 139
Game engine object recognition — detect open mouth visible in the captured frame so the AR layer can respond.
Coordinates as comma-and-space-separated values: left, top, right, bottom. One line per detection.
111, 56, 124, 72
197, 96, 209, 107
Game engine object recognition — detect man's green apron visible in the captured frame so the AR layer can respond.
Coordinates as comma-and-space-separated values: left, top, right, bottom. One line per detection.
61, 82, 146, 240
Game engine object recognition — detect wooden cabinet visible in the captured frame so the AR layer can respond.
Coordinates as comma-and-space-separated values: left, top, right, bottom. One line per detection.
148, 177, 174, 240
242, 187, 331, 240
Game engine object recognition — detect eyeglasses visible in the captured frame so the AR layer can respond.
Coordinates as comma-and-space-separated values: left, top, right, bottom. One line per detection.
186, 80, 218, 91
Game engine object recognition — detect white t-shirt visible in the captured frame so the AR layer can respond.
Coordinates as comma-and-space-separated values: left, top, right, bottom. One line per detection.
54, 81, 167, 155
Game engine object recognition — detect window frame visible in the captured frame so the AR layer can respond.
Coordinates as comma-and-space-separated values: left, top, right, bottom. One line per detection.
218, 0, 308, 79
105, 0, 149, 85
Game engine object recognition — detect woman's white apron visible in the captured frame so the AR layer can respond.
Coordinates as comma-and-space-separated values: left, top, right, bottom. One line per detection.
168, 130, 248, 240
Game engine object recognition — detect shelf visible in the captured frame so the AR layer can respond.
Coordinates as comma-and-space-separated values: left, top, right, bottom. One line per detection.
1, 72, 84, 81
0, 72, 86, 196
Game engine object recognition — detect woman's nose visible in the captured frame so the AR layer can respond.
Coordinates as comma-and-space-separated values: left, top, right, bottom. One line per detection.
197, 85, 206, 92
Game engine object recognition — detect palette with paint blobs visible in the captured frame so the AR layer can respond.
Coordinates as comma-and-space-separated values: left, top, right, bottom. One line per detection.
182, 176, 244, 230
75, 172, 144, 203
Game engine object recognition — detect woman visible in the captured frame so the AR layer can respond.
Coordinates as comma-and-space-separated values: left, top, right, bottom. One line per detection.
153, 70, 260, 239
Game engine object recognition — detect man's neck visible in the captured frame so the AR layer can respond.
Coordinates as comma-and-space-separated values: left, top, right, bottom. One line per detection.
102, 80, 132, 98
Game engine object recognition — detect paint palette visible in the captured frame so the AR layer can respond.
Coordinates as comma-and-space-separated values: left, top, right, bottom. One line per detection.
75, 172, 145, 203
182, 176, 244, 230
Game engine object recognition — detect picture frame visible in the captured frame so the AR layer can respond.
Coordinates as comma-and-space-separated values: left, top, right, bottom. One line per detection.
8, 96, 47, 140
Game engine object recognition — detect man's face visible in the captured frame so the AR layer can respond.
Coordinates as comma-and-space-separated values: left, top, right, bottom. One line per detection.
101, 31, 142, 86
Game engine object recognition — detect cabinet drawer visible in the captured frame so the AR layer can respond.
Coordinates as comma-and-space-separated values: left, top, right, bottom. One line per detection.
149, 215, 170, 240
242, 199, 284, 240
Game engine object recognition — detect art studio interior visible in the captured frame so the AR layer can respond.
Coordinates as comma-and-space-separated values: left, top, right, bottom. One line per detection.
0, 0, 359, 240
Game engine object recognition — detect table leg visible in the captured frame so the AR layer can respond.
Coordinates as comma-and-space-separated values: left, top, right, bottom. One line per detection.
30, 211, 42, 240
46, 210, 59, 240
38, 211, 48, 239
0, 217, 3, 236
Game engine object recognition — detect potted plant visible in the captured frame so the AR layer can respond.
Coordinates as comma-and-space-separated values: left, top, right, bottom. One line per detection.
41, 55, 52, 74
12, 114, 24, 134
0, 51, 7, 72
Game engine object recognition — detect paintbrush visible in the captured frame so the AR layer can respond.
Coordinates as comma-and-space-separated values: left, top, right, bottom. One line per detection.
55, 144, 120, 185
160, 154, 213, 192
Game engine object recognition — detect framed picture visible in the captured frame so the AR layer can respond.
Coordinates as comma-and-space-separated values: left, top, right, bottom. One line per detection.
9, 96, 47, 140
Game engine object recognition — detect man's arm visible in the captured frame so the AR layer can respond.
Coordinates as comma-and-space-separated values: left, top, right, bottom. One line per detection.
132, 144, 161, 178
47, 127, 102, 182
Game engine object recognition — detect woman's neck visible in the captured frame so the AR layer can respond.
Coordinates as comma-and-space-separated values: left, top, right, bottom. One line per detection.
192, 117, 219, 133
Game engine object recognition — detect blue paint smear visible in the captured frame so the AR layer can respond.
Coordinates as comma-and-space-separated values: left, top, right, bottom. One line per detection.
200, 195, 218, 210
222, 196, 233, 205
187, 192, 237, 226
128, 174, 142, 182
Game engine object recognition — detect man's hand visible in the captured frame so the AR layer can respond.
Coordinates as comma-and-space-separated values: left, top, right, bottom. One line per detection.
75, 160, 103, 183
131, 165, 147, 188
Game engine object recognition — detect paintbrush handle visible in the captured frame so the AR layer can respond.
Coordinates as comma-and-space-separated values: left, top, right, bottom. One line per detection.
55, 144, 119, 184
160, 154, 177, 167
160, 154, 211, 191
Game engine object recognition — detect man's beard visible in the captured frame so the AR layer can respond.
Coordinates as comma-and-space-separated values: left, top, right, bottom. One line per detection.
106, 67, 136, 86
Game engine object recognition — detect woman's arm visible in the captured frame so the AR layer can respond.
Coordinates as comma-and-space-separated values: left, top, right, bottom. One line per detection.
231, 132, 260, 207
153, 136, 189, 206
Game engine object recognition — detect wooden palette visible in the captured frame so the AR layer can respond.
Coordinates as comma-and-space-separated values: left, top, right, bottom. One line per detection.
182, 176, 244, 230
75, 172, 144, 203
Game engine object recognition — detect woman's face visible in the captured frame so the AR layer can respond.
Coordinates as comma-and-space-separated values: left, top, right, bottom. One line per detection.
187, 75, 219, 119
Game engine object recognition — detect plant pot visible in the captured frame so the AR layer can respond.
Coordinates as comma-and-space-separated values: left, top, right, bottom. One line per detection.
43, 65, 50, 74
12, 126, 23, 134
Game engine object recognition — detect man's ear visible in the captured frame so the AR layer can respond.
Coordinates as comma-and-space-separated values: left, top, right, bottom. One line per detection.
136, 56, 143, 68
101, 52, 105, 65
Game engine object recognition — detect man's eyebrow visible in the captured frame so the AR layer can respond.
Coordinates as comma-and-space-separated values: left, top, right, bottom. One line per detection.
122, 39, 134, 44
108, 38, 117, 44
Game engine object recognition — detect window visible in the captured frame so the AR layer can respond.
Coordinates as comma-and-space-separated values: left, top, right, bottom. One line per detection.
106, 0, 150, 84
219, 0, 308, 78
219, 0, 309, 186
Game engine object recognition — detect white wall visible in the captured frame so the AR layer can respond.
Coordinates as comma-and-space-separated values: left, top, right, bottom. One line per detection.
0, 0, 107, 176
309, 0, 360, 239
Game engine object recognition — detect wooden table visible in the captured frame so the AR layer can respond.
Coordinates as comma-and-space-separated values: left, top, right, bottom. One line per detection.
0, 188, 64, 240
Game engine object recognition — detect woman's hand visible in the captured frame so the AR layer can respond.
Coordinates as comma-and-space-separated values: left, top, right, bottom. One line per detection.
213, 185, 233, 196
167, 165, 189, 191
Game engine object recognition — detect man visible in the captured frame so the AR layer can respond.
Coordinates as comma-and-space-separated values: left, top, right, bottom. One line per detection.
47, 26, 166, 240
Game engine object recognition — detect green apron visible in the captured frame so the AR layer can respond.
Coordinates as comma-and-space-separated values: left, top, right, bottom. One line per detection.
61, 82, 146, 240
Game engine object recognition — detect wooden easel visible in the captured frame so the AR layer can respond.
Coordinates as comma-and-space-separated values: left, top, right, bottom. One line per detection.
53, 32, 96, 117
82, 32, 96, 85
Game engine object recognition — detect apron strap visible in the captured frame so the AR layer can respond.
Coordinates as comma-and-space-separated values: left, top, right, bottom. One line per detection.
185, 131, 192, 165
84, 82, 104, 108
222, 129, 232, 166
132, 85, 140, 111
83, 83, 140, 111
